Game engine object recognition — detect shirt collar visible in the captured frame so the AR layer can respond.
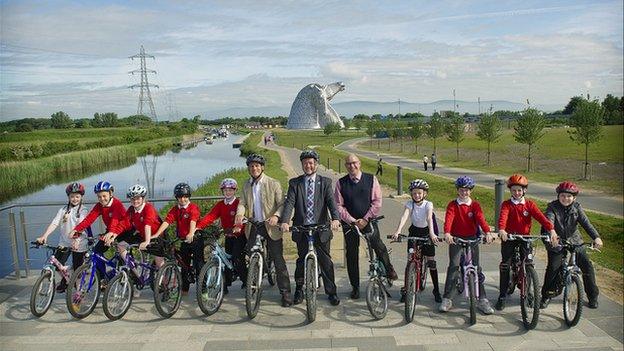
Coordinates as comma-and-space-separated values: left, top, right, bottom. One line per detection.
305, 173, 317, 183
349, 171, 362, 182
511, 197, 526, 205
103, 197, 114, 208
134, 203, 146, 214
456, 197, 472, 206
251, 173, 264, 185
224, 196, 236, 205
177, 203, 190, 209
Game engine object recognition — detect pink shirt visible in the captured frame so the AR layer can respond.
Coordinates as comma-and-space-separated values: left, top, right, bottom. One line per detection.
334, 172, 382, 223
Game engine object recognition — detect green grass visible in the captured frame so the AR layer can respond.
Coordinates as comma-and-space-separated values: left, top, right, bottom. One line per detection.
274, 129, 624, 273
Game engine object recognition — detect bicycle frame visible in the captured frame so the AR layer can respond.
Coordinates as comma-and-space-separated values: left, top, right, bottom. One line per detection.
32, 243, 73, 282
454, 237, 482, 299
247, 220, 270, 289
292, 224, 328, 292
507, 235, 546, 296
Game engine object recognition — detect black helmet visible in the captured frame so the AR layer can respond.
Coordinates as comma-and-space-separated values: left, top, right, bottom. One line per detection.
246, 153, 266, 166
174, 182, 192, 198
300, 149, 319, 162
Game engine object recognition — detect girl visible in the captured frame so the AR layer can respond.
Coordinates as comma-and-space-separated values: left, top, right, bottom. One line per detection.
392, 179, 441, 303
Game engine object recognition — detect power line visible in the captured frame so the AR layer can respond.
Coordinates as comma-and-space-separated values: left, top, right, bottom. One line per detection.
128, 45, 158, 121
1, 43, 110, 58
0, 69, 127, 76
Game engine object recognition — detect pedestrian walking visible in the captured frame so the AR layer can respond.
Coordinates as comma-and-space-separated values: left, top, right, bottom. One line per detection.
423, 155, 429, 171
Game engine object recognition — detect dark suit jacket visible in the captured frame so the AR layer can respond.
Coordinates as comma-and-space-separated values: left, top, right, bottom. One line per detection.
280, 174, 340, 243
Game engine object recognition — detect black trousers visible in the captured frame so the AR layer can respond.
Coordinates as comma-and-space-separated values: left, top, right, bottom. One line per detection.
343, 221, 393, 289
246, 225, 291, 293
54, 248, 85, 282
541, 247, 599, 301
423, 162, 428, 171
294, 233, 337, 296
442, 238, 486, 299
375, 167, 383, 176
224, 235, 247, 287
432, 162, 436, 170
498, 240, 531, 298
179, 237, 205, 291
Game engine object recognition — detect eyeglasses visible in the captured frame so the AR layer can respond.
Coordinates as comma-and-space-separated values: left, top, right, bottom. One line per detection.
345, 161, 360, 166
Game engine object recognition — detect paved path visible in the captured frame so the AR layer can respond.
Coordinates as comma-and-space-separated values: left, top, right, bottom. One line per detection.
338, 138, 624, 218
1, 138, 622, 351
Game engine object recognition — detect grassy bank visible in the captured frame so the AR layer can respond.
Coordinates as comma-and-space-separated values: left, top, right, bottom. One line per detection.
274, 129, 624, 273
0, 136, 183, 203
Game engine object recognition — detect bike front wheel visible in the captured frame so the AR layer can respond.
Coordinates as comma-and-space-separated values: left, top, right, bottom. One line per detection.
103, 271, 133, 320
468, 272, 477, 325
197, 258, 224, 316
245, 254, 262, 319
66, 263, 100, 319
404, 262, 417, 323
155, 262, 182, 318
563, 274, 583, 327
30, 271, 55, 317
305, 257, 318, 323
266, 256, 277, 287
520, 265, 540, 330
366, 278, 388, 320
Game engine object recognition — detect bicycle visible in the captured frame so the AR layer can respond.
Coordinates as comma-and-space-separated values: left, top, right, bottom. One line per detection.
29, 242, 75, 317
547, 240, 600, 327
196, 230, 234, 316
290, 224, 328, 323
345, 216, 391, 320
387, 234, 435, 323
447, 236, 485, 325
245, 219, 278, 319
65, 237, 124, 319
504, 234, 549, 330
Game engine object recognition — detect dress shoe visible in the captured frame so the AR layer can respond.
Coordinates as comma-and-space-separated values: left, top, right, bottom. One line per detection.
281, 292, 293, 307
350, 287, 360, 299
328, 294, 340, 306
293, 288, 304, 305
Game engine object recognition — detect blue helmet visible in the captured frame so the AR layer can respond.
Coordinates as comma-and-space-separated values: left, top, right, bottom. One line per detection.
454, 176, 475, 189
94, 181, 114, 193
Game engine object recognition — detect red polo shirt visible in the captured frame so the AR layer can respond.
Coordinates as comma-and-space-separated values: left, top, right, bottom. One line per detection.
74, 197, 127, 233
444, 199, 491, 238
112, 202, 161, 240
197, 199, 244, 237
498, 198, 553, 235
164, 203, 201, 239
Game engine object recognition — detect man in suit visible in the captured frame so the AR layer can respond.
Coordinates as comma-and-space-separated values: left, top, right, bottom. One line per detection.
334, 154, 397, 300
280, 149, 341, 306
235, 153, 293, 307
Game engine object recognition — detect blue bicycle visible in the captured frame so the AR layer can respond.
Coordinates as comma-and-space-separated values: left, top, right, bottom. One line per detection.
196, 230, 233, 316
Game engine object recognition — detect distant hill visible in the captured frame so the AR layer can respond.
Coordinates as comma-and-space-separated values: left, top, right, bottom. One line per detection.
202, 99, 561, 119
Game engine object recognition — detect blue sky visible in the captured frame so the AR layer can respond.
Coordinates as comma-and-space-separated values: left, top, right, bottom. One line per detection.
1, 0, 622, 120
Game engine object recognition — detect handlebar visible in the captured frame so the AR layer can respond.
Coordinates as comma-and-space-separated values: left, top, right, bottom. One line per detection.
30, 241, 64, 251
386, 234, 436, 243
291, 224, 329, 233
506, 234, 550, 242
560, 240, 601, 252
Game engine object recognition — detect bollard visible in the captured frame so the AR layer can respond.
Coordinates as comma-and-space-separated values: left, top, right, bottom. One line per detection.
20, 210, 30, 277
9, 211, 20, 279
397, 166, 403, 195
494, 179, 505, 232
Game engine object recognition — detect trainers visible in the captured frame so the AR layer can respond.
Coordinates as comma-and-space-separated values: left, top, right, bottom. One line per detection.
539, 297, 550, 309
133, 289, 141, 298
477, 298, 494, 315
387, 269, 398, 281
495, 297, 506, 311
439, 298, 452, 312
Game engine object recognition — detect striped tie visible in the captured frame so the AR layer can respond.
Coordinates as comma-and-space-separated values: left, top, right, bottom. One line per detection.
305, 177, 314, 224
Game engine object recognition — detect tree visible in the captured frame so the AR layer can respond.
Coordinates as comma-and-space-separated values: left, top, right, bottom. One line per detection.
323, 122, 342, 145
476, 113, 503, 166
75, 119, 91, 128
408, 118, 424, 154
563, 96, 585, 115
602, 94, 623, 125
50, 111, 73, 129
569, 99, 604, 180
513, 108, 547, 172
445, 114, 465, 161
365, 120, 379, 147
93, 112, 119, 127
16, 123, 33, 132
427, 112, 444, 154
353, 118, 363, 131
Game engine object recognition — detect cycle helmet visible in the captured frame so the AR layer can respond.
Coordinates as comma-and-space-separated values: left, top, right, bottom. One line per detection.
409, 179, 429, 191
127, 184, 147, 199
220, 178, 238, 190
246, 153, 266, 166
507, 174, 528, 188
93, 181, 114, 193
65, 182, 85, 196
556, 181, 579, 196
455, 176, 475, 189
174, 182, 191, 198
300, 149, 319, 162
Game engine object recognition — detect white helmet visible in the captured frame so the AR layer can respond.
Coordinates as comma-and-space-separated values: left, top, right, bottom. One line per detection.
409, 179, 429, 191
127, 184, 147, 199
220, 178, 238, 190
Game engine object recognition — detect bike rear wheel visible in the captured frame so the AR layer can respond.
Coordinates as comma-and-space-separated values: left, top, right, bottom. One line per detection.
366, 278, 387, 320
266, 256, 277, 287
103, 271, 133, 320
197, 258, 224, 316
305, 257, 318, 323
404, 262, 417, 323
155, 262, 183, 318
66, 263, 100, 319
468, 272, 477, 325
30, 271, 55, 317
563, 274, 584, 327
520, 265, 540, 330
245, 254, 262, 319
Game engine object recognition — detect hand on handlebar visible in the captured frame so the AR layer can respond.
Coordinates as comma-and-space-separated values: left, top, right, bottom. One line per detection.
429, 234, 439, 244
280, 222, 290, 233
499, 230, 508, 242
445, 233, 455, 245
484, 232, 495, 244
35, 236, 46, 245
593, 237, 603, 250
103, 232, 116, 246
331, 219, 340, 231
549, 231, 559, 247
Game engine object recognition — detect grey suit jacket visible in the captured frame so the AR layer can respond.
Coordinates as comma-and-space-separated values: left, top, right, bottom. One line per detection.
280, 174, 340, 243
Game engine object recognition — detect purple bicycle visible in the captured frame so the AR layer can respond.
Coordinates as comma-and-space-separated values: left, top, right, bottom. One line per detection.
452, 236, 484, 325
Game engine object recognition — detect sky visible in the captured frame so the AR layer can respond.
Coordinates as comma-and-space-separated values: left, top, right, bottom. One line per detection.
1, 0, 622, 121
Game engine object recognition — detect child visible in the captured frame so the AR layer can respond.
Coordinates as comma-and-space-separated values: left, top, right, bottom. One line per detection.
196, 178, 246, 294
392, 179, 441, 303
153, 182, 201, 294
439, 176, 495, 314
495, 174, 556, 310
540, 181, 603, 309
70, 181, 128, 282
36, 182, 91, 293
